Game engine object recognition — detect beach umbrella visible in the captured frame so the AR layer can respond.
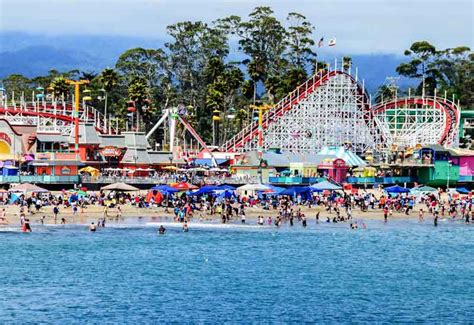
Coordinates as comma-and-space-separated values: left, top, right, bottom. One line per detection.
170, 182, 198, 190
385, 185, 410, 193
410, 185, 438, 194
259, 185, 285, 194
79, 166, 100, 177
9, 183, 49, 193
150, 185, 179, 193
101, 182, 139, 191
310, 180, 342, 191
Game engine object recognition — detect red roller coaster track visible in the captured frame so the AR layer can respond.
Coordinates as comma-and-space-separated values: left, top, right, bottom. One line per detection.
372, 97, 459, 145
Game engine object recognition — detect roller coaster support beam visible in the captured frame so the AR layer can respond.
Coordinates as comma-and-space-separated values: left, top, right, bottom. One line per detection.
146, 109, 170, 140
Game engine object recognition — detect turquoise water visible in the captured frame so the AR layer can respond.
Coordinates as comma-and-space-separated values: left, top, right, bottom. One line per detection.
0, 219, 473, 323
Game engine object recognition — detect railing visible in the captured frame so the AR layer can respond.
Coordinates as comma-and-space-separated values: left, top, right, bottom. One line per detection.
0, 175, 80, 184
221, 69, 330, 152
346, 176, 416, 185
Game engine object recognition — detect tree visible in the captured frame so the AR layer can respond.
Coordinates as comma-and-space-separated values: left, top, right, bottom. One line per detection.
396, 41, 438, 96
375, 85, 396, 103
1, 74, 32, 100
285, 12, 317, 71
116, 48, 167, 87
49, 76, 70, 100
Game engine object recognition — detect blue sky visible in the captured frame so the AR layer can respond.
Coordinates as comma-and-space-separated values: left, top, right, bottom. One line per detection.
0, 0, 472, 54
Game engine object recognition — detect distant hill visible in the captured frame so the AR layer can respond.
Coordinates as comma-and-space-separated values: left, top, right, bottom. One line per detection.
0, 31, 415, 93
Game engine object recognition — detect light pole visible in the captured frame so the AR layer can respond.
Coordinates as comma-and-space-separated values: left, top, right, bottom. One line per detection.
99, 89, 107, 132
447, 160, 452, 189
66, 79, 89, 156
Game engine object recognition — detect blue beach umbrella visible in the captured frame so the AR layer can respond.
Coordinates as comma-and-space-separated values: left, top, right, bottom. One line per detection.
151, 185, 179, 193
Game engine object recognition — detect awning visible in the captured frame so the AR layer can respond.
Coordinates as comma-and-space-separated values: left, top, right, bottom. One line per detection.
36, 134, 69, 143
193, 158, 228, 167
30, 160, 85, 166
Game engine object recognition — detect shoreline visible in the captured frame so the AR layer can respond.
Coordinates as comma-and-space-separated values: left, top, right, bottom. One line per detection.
0, 203, 437, 226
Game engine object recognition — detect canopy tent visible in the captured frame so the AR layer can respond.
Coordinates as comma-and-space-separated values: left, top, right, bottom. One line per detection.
456, 187, 471, 194
385, 185, 410, 193
237, 183, 272, 192
101, 182, 139, 191
170, 182, 198, 191
150, 185, 179, 194
310, 180, 342, 191
9, 183, 49, 193
217, 184, 236, 191
258, 184, 285, 194
192, 185, 221, 196
410, 185, 438, 194
279, 186, 312, 196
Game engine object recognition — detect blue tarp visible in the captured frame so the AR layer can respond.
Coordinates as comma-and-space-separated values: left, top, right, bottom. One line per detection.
385, 185, 411, 193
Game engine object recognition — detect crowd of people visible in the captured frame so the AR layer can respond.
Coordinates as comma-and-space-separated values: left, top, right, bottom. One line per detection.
1, 183, 473, 232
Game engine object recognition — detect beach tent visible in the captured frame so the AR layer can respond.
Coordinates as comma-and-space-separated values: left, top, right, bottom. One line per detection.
279, 186, 312, 196
237, 183, 272, 192
259, 184, 285, 194
146, 190, 164, 204
410, 185, 438, 194
384, 185, 410, 193
101, 182, 139, 191
150, 185, 179, 194
456, 187, 470, 194
310, 180, 342, 191
217, 184, 236, 191
191, 185, 221, 196
170, 182, 198, 191
9, 183, 49, 193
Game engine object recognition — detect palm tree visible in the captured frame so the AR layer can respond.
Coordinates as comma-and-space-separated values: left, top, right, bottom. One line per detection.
99, 68, 120, 92
49, 76, 70, 100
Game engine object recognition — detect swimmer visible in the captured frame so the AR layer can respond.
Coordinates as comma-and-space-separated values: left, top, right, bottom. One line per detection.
159, 225, 166, 234
22, 219, 32, 232
89, 222, 97, 232
183, 221, 189, 232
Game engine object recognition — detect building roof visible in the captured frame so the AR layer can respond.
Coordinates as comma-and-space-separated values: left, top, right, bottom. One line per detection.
123, 132, 149, 149
148, 151, 173, 165
30, 160, 85, 166
99, 134, 125, 148
68, 122, 101, 144
36, 133, 69, 143
121, 148, 151, 165
234, 147, 365, 167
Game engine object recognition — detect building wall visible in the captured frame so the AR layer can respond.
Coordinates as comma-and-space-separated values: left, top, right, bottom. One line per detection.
459, 156, 474, 176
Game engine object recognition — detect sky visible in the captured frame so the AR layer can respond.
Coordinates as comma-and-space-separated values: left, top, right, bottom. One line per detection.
0, 0, 473, 54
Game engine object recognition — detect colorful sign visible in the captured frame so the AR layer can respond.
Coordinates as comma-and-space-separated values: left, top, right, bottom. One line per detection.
61, 166, 71, 175
0, 132, 12, 146
100, 146, 122, 157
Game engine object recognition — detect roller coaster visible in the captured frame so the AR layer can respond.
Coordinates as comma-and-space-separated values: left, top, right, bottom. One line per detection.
0, 61, 461, 155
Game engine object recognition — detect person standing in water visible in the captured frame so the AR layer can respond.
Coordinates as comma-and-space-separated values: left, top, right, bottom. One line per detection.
434, 215, 438, 227
302, 215, 307, 227
89, 222, 97, 232
183, 221, 189, 232
159, 225, 166, 234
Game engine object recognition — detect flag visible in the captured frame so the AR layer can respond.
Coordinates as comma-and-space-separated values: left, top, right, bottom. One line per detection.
318, 37, 324, 47
328, 38, 336, 47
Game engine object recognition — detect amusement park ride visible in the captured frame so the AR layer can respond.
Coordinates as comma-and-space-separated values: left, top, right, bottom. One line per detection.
0, 60, 462, 161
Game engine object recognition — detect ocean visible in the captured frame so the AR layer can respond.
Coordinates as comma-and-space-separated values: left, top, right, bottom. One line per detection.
0, 218, 472, 323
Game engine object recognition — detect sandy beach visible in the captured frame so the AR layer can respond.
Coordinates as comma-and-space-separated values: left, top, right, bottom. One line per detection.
0, 200, 427, 226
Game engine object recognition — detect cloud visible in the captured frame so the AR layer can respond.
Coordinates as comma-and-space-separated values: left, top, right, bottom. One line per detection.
0, 0, 472, 54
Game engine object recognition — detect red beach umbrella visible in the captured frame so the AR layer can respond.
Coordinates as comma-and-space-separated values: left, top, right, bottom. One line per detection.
170, 182, 198, 191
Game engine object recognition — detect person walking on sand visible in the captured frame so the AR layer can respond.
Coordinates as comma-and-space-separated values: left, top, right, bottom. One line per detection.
0, 208, 8, 225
